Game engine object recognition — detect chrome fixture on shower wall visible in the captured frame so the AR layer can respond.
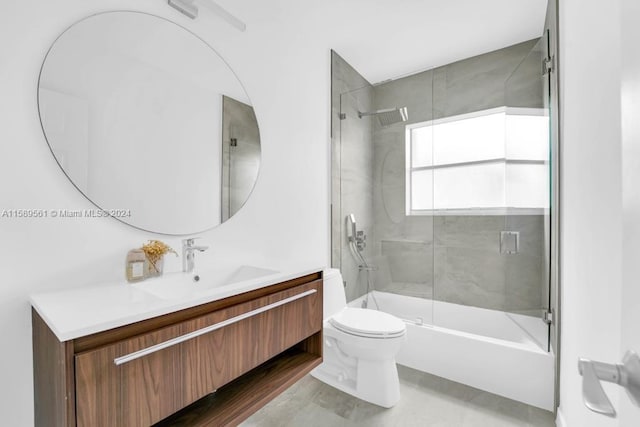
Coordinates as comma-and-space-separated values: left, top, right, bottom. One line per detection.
358, 107, 408, 126
500, 231, 520, 254
168, 0, 247, 31
346, 214, 367, 252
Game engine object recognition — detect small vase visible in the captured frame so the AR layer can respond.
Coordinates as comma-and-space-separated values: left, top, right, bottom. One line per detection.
145, 256, 164, 278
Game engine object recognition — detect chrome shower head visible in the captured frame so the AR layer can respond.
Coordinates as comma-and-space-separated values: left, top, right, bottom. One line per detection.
358, 107, 408, 126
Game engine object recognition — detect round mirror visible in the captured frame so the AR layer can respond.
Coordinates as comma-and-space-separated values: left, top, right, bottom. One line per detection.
38, 11, 261, 234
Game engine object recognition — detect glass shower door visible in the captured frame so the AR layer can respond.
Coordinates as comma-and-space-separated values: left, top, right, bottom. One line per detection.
427, 37, 551, 351
336, 76, 435, 327
504, 37, 552, 351
336, 86, 377, 304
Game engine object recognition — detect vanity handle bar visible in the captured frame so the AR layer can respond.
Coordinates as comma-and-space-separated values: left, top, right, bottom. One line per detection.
113, 288, 318, 366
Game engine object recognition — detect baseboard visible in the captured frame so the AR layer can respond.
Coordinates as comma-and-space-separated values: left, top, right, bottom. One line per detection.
555, 408, 567, 427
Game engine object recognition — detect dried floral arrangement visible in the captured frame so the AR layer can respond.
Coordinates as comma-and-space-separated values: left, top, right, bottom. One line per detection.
141, 240, 177, 271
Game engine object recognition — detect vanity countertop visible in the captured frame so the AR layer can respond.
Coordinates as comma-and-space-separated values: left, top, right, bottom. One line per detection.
30, 266, 324, 342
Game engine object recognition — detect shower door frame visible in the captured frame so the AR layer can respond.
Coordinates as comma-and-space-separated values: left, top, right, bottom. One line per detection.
546, 0, 562, 413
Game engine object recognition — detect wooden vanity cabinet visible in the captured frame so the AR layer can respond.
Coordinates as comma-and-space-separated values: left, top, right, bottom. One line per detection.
33, 272, 323, 427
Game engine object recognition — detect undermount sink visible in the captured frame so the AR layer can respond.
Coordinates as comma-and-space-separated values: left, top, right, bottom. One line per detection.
132, 265, 280, 300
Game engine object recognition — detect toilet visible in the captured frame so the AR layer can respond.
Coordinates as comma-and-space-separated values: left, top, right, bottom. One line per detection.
311, 268, 406, 408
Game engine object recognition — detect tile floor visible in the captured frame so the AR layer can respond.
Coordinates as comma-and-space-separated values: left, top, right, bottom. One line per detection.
242, 365, 556, 427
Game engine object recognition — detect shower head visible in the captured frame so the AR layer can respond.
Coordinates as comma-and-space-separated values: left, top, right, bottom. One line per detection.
358, 107, 408, 126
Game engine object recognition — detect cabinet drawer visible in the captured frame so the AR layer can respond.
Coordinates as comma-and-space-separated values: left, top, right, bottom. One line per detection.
75, 280, 322, 427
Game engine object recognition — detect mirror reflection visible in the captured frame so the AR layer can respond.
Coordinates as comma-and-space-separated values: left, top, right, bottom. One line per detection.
38, 11, 261, 234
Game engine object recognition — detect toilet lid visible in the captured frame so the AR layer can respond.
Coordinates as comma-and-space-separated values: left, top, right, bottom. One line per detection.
330, 308, 406, 338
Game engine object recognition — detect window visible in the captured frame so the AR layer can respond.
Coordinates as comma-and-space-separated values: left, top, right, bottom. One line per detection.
406, 107, 549, 215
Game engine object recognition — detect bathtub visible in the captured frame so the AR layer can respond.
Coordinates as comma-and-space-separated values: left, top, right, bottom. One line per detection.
349, 291, 555, 411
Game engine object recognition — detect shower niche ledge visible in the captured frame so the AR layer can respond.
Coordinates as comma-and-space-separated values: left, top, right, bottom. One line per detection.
31, 271, 323, 427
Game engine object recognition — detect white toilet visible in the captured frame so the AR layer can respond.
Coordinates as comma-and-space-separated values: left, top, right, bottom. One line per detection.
311, 268, 406, 408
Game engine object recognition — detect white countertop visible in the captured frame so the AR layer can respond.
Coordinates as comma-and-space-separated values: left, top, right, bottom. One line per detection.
30, 265, 324, 342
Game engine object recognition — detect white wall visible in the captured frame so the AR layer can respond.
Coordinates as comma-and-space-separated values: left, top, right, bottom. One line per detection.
620, 0, 640, 424
558, 0, 623, 426
0, 1, 330, 425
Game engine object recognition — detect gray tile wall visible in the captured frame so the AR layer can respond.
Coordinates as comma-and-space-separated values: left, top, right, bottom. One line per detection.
432, 40, 543, 119
432, 215, 545, 312
331, 51, 375, 301
370, 40, 548, 314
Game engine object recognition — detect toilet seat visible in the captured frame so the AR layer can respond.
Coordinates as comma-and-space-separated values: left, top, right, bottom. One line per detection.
329, 308, 406, 338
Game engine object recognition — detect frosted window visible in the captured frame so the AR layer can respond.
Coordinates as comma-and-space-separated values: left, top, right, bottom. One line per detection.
506, 114, 549, 161
506, 164, 550, 208
411, 127, 432, 167
434, 163, 505, 209
411, 170, 433, 210
432, 112, 505, 165
406, 107, 549, 213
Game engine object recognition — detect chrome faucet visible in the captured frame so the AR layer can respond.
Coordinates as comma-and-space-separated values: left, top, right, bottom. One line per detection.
182, 238, 208, 273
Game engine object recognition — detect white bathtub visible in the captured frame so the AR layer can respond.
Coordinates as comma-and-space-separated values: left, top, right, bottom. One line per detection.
350, 291, 555, 411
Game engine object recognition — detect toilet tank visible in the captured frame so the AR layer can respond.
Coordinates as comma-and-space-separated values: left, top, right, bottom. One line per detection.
323, 268, 347, 319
